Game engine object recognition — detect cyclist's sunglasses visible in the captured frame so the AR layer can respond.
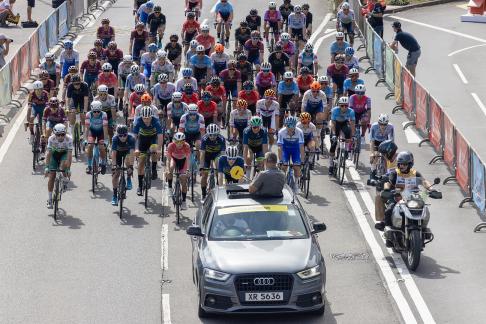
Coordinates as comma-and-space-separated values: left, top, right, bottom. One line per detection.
56, 133, 66, 137
92, 110, 101, 114
118, 133, 128, 137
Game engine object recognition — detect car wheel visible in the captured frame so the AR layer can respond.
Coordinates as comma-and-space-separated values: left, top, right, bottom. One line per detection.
310, 304, 325, 316
197, 280, 210, 318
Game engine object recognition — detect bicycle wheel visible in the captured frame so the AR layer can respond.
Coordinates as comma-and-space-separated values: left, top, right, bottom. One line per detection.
119, 175, 126, 219
353, 141, 360, 167
144, 166, 151, 209
53, 176, 60, 221
92, 158, 98, 193
339, 150, 346, 185
270, 35, 275, 52
74, 124, 80, 159
174, 179, 181, 224
32, 125, 40, 171
305, 162, 311, 198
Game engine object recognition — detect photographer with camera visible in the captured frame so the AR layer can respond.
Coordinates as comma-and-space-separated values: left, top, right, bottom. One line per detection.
0, 33, 12, 68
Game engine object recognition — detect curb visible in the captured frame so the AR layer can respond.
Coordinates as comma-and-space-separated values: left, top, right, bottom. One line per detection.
384, 0, 462, 13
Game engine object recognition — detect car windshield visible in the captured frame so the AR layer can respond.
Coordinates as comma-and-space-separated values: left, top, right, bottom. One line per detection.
208, 204, 308, 241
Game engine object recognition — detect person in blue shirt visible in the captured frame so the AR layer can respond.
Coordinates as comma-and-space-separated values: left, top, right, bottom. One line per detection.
218, 146, 245, 184
243, 116, 269, 177
329, 96, 355, 174
190, 45, 212, 88
317, 75, 334, 107
200, 123, 226, 198
343, 68, 364, 96
137, 1, 154, 25
140, 43, 158, 83
277, 71, 299, 115
133, 105, 164, 195
298, 43, 318, 75
111, 125, 136, 205
277, 115, 304, 193
214, 0, 234, 43
344, 46, 359, 70
330, 32, 350, 63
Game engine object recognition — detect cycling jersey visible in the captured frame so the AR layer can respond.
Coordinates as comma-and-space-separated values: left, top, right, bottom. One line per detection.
97, 26, 115, 45
229, 109, 252, 133
43, 107, 67, 126
256, 99, 279, 130
42, 79, 56, 94
298, 51, 317, 68
137, 3, 152, 24
147, 12, 166, 34
277, 40, 296, 56
112, 134, 136, 152
141, 52, 157, 78
130, 30, 149, 47
167, 102, 188, 120
268, 52, 290, 73
344, 56, 359, 70
152, 82, 176, 101
167, 142, 191, 160
264, 9, 282, 23
348, 94, 371, 114
182, 93, 199, 105
90, 46, 106, 61
297, 121, 317, 144
29, 90, 49, 106
330, 40, 350, 56
238, 90, 259, 104
98, 72, 118, 89
243, 127, 268, 149
186, 49, 197, 62
134, 104, 159, 119
244, 39, 264, 60
218, 155, 245, 181
85, 110, 108, 133
235, 27, 251, 45
337, 9, 355, 24
164, 43, 183, 62
197, 100, 217, 121
81, 60, 101, 77
326, 64, 349, 93
277, 127, 304, 165
133, 116, 163, 137
182, 20, 200, 34
125, 73, 146, 91
117, 62, 132, 79
210, 52, 229, 75
255, 71, 276, 88
176, 77, 198, 92
305, 11, 313, 28
206, 84, 226, 103
215, 1, 233, 17
331, 106, 355, 122
179, 112, 205, 133
369, 122, 394, 142
279, 4, 294, 20
60, 49, 80, 78
190, 54, 212, 69
67, 82, 89, 107
129, 92, 144, 112
236, 60, 252, 82
245, 15, 262, 31
287, 12, 306, 29
277, 80, 299, 95
297, 75, 314, 92
219, 69, 241, 97
302, 89, 327, 114
39, 62, 59, 78
47, 134, 73, 153
151, 60, 175, 79
196, 34, 215, 51
343, 78, 364, 95
201, 134, 226, 155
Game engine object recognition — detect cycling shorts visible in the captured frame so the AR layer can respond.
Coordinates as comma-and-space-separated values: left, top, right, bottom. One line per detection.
224, 83, 238, 98
115, 150, 130, 167
184, 31, 197, 44
218, 12, 231, 22
281, 147, 301, 165
248, 145, 265, 158
340, 22, 354, 35
88, 129, 105, 145
46, 120, 63, 129
139, 134, 158, 152
305, 101, 324, 114
48, 151, 68, 171
291, 28, 305, 41
185, 131, 201, 146
31, 104, 46, 119
248, 55, 261, 65
203, 152, 220, 169
172, 157, 188, 174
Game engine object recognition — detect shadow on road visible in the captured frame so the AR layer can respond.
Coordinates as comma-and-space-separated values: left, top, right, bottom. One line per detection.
51, 208, 85, 229
118, 209, 150, 228
413, 255, 461, 280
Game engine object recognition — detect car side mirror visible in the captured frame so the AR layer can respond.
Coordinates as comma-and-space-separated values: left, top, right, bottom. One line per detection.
433, 177, 440, 185
311, 222, 327, 234
186, 225, 204, 237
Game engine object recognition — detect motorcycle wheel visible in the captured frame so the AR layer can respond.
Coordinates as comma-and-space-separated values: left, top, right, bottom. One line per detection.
404, 230, 422, 271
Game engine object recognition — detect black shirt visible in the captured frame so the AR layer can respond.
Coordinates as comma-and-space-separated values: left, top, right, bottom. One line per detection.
394, 31, 420, 52
305, 12, 313, 28
67, 82, 89, 102
147, 12, 166, 33
235, 27, 251, 44
279, 4, 294, 19
368, 3, 385, 27
268, 52, 290, 71
246, 15, 262, 31
164, 42, 183, 61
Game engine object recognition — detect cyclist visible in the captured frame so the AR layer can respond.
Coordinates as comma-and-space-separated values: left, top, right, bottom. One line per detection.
190, 45, 212, 89
118, 55, 134, 92
328, 96, 355, 175
167, 91, 188, 131
125, 65, 146, 103
296, 66, 314, 95
219, 59, 242, 108
90, 39, 106, 61
98, 62, 118, 97
256, 89, 279, 147
263, 2, 282, 46
268, 44, 290, 81
317, 75, 333, 107
84, 100, 109, 175
111, 124, 136, 206
165, 132, 191, 210
238, 80, 259, 115
330, 32, 349, 63
255, 62, 276, 97
301, 81, 327, 144
218, 145, 245, 184
181, 82, 200, 105
343, 68, 364, 96
152, 73, 175, 115
235, 53, 253, 83
243, 116, 269, 177
40, 53, 60, 87
178, 103, 206, 148
344, 46, 359, 70
302, 4, 313, 38
141, 43, 158, 84
185, 0, 202, 19
62, 65, 79, 102
206, 76, 227, 116
66, 75, 89, 138
230, 98, 252, 143
181, 11, 200, 55
214, 0, 233, 44
128, 83, 147, 124
327, 54, 349, 99
349, 84, 371, 145
45, 124, 73, 209
152, 50, 175, 86
297, 112, 317, 169
164, 34, 183, 74
133, 105, 164, 194
147, 5, 166, 46
234, 21, 251, 53
195, 24, 215, 56
134, 93, 159, 119
287, 5, 307, 51
277, 115, 304, 193
197, 91, 218, 126
279, 0, 294, 28
175, 67, 197, 92
185, 39, 199, 64
97, 18, 115, 48
129, 22, 149, 63
39, 70, 56, 98
27, 81, 49, 143
244, 30, 264, 71
369, 114, 394, 180
246, 8, 262, 32
199, 123, 226, 199
277, 71, 299, 118
134, 0, 148, 17
80, 51, 101, 91
336, 2, 355, 47
137, 0, 154, 25
210, 43, 229, 76
104, 42, 123, 76
42, 97, 67, 140
298, 43, 318, 75
277, 32, 296, 68
94, 85, 117, 137
60, 40, 80, 80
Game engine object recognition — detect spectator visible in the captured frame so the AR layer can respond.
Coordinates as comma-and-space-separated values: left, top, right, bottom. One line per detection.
27, 0, 36, 23
0, 33, 12, 68
249, 152, 286, 196
367, 0, 385, 38
389, 21, 421, 77
0, 0, 16, 27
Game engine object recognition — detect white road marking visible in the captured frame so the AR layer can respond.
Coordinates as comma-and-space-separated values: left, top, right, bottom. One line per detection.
73, 35, 85, 47
471, 93, 486, 116
324, 28, 336, 34
347, 166, 437, 324
313, 32, 337, 54
452, 64, 468, 84
401, 121, 421, 144
210, 2, 217, 13
448, 44, 486, 57
201, 18, 208, 26
162, 294, 172, 324
389, 16, 486, 44
308, 13, 333, 45
161, 224, 169, 270
0, 105, 27, 165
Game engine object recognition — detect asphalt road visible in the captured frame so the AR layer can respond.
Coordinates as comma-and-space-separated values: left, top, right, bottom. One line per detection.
1, 0, 486, 323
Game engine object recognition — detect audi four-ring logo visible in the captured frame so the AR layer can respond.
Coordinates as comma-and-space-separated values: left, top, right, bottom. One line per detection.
253, 277, 275, 285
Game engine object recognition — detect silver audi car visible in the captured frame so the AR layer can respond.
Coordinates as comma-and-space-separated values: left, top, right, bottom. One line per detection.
186, 184, 327, 317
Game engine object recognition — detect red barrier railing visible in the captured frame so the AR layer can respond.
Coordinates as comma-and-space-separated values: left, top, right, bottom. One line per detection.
20, 45, 31, 83
10, 53, 21, 93
455, 130, 470, 194
428, 96, 443, 153
443, 112, 456, 172
414, 81, 428, 135
29, 31, 40, 73
402, 68, 414, 115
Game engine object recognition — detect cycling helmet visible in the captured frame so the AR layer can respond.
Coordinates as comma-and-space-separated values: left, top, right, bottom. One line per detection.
202, 91, 212, 101
116, 124, 128, 135
49, 97, 59, 106
214, 43, 224, 53
53, 123, 67, 135
101, 18, 110, 24
189, 40, 199, 48
392, 21, 401, 29
341, 2, 350, 9
378, 113, 389, 125
108, 41, 117, 50
94, 39, 103, 47
158, 73, 169, 82
97, 84, 109, 93
173, 132, 186, 141
250, 9, 258, 16
102, 62, 112, 71
284, 71, 294, 79
300, 66, 310, 74
145, 1, 154, 9
134, 83, 145, 93
141, 106, 153, 118
304, 43, 313, 52
378, 140, 398, 161
397, 151, 414, 171
318, 75, 329, 83
269, 1, 277, 8
294, 5, 302, 12
243, 80, 253, 90
153, 5, 161, 12
184, 83, 193, 92
261, 62, 271, 71
33, 80, 44, 90
345, 46, 355, 56
284, 116, 298, 128
63, 40, 73, 49
201, 24, 210, 32
210, 76, 221, 85
182, 67, 193, 77
240, 21, 248, 27
91, 100, 102, 112
148, 43, 158, 52
156, 50, 167, 59
236, 98, 248, 109
169, 34, 179, 42
45, 53, 54, 60
300, 112, 311, 124
310, 81, 321, 91
187, 11, 195, 18
227, 60, 236, 68
264, 88, 276, 98
196, 45, 205, 52
130, 64, 140, 74
250, 116, 263, 127
226, 146, 239, 159
280, 32, 290, 41
39, 70, 49, 78
302, 3, 310, 10
274, 44, 283, 51
349, 68, 359, 75
338, 96, 349, 105
136, 22, 145, 28
88, 51, 97, 59
187, 103, 198, 113
123, 54, 133, 63
141, 93, 152, 103
68, 65, 78, 73
71, 74, 81, 83
354, 84, 366, 94
172, 91, 182, 101
336, 32, 345, 39
237, 53, 247, 61
335, 54, 345, 63
206, 123, 220, 135
251, 30, 260, 38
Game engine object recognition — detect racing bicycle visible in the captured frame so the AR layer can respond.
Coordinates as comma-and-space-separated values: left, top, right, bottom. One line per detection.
117, 156, 128, 219
172, 168, 183, 224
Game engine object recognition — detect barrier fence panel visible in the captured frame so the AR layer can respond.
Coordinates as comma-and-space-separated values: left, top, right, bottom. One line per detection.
428, 96, 443, 152
29, 31, 40, 73
351, 0, 365, 33
471, 151, 486, 212
414, 81, 428, 136
10, 52, 21, 93
394, 55, 402, 105
58, 2, 69, 38
366, 23, 374, 63
0, 65, 12, 106
88, 0, 97, 7
443, 112, 455, 171
47, 14, 58, 49
401, 67, 414, 115
38, 22, 48, 58
20, 44, 31, 83
384, 45, 394, 89
372, 29, 383, 77
455, 130, 470, 194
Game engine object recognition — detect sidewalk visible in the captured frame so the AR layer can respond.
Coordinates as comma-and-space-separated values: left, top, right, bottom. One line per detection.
0, 0, 54, 61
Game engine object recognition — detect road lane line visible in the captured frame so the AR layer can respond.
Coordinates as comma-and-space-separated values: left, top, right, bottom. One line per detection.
162, 294, 172, 324
347, 166, 437, 324
401, 122, 421, 144
324, 28, 336, 34
448, 44, 486, 57
342, 174, 418, 324
161, 224, 169, 270
210, 2, 217, 12
201, 18, 208, 26
453, 64, 468, 84
471, 93, 486, 116
0, 105, 27, 165
313, 32, 337, 54
389, 16, 486, 44
73, 35, 85, 46
308, 13, 332, 45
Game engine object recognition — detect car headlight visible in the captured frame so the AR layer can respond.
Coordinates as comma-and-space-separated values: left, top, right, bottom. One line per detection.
204, 268, 231, 282
297, 265, 321, 280
406, 199, 423, 209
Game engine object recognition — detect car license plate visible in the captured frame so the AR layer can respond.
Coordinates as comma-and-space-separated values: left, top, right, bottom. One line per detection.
245, 292, 284, 302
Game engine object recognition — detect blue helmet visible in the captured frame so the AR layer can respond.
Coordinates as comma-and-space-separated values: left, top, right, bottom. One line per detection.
345, 46, 355, 56
284, 116, 298, 128
182, 67, 193, 77
202, 91, 212, 101
148, 43, 158, 52
145, 1, 154, 9
64, 40, 73, 49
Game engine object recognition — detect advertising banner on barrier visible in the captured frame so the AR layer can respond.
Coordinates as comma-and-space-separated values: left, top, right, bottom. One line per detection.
38, 23, 48, 58
429, 96, 442, 152
443, 112, 455, 171
29, 31, 40, 71
10, 52, 20, 93
47, 14, 58, 49
366, 23, 374, 63
402, 68, 414, 114
471, 151, 486, 212
0, 65, 12, 107
414, 81, 428, 135
373, 30, 383, 77
394, 55, 402, 105
455, 131, 470, 194
20, 45, 30, 83
59, 2, 69, 38
384, 46, 394, 89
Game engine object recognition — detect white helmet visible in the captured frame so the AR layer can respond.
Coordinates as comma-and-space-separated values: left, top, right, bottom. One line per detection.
33, 80, 44, 90
318, 75, 329, 83
280, 32, 290, 41
187, 103, 198, 113
338, 96, 349, 105
134, 83, 145, 92
91, 100, 103, 112
97, 84, 109, 93
342, 2, 350, 9
172, 91, 182, 101
53, 123, 67, 135
294, 5, 302, 12
225, 146, 239, 158
141, 106, 152, 118
261, 62, 271, 71
304, 43, 313, 51
378, 113, 389, 125
349, 68, 359, 75
336, 32, 345, 39
196, 45, 205, 52
283, 71, 293, 79
201, 24, 210, 32
45, 52, 55, 60
269, 1, 277, 8
189, 40, 199, 48
354, 84, 366, 92
206, 123, 220, 135
130, 64, 140, 74
123, 55, 133, 63
102, 62, 112, 71
156, 50, 167, 59
158, 73, 169, 82
173, 132, 186, 141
